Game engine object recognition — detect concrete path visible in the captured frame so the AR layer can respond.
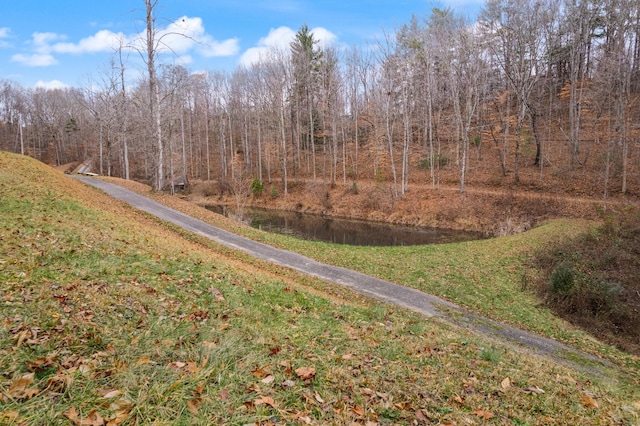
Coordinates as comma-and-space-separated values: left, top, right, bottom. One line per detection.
75, 176, 610, 371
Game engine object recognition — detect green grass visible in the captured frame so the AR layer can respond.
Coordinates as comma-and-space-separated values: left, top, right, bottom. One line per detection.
1, 151, 639, 425
156, 191, 635, 366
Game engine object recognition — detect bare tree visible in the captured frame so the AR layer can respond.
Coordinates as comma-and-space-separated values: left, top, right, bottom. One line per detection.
481, 0, 551, 183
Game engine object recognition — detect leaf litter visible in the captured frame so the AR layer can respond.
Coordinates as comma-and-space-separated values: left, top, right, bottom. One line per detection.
0, 152, 639, 425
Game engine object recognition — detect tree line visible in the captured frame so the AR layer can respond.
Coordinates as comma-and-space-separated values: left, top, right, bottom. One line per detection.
1, 0, 638, 199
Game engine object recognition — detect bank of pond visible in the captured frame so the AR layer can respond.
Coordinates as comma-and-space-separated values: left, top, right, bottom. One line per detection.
206, 204, 485, 246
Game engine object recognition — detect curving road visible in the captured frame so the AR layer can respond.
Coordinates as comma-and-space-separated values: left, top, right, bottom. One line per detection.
74, 175, 609, 372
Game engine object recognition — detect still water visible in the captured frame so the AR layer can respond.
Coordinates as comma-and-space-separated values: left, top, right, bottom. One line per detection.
207, 205, 484, 246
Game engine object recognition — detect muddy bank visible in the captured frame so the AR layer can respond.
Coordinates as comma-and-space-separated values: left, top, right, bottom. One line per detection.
185, 179, 608, 236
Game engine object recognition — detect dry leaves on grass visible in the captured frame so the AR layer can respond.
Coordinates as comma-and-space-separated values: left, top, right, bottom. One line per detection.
0, 410, 19, 422
7, 373, 40, 400
64, 408, 105, 426
523, 385, 545, 395
580, 393, 599, 409
254, 396, 276, 407
295, 366, 316, 382
473, 409, 495, 420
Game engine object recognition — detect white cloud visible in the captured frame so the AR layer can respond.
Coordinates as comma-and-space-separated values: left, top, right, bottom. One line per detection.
11, 53, 58, 67
239, 26, 295, 67
0, 27, 12, 48
11, 32, 62, 66
198, 38, 240, 57
33, 32, 64, 48
261, 26, 297, 49
13, 16, 237, 69
239, 26, 337, 67
154, 16, 239, 57
310, 27, 338, 49
52, 29, 124, 54
35, 79, 68, 90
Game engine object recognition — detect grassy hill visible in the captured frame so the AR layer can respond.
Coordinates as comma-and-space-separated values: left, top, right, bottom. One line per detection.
1, 151, 639, 425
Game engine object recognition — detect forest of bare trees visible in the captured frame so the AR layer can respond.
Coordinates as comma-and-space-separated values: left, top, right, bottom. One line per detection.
1, 0, 638, 198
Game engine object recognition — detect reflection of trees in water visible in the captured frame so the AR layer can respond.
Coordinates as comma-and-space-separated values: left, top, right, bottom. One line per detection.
207, 205, 483, 246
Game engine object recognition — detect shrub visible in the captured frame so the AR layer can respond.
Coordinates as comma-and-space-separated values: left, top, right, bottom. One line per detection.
419, 154, 450, 170
250, 178, 264, 196
530, 207, 640, 353
550, 261, 574, 295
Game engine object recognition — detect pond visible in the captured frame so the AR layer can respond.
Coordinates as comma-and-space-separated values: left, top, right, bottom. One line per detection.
206, 205, 485, 246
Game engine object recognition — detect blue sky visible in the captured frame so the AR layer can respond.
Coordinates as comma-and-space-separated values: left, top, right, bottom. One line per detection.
1, 0, 483, 89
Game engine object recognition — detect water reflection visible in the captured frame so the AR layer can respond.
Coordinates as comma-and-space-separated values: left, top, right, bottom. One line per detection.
206, 204, 484, 246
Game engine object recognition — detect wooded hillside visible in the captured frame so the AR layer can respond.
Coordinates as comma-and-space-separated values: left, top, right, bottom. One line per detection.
1, 0, 638, 202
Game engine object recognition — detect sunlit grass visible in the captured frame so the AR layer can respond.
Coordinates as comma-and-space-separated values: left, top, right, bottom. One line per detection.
1, 152, 639, 425
138, 185, 634, 364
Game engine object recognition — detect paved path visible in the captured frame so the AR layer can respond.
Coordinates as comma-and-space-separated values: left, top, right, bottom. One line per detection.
75, 176, 610, 371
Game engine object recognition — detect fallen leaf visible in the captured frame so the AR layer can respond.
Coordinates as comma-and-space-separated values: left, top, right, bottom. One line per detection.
194, 382, 205, 395
261, 375, 275, 384
295, 366, 316, 381
183, 361, 201, 374
556, 374, 577, 385
581, 394, 599, 409
106, 408, 131, 425
0, 411, 19, 421
352, 405, 365, 417
45, 372, 73, 393
255, 396, 275, 407
279, 360, 292, 370
281, 379, 295, 389
524, 386, 545, 394
167, 361, 187, 370
26, 354, 57, 371
414, 409, 429, 422
252, 366, 270, 378
314, 391, 324, 404
99, 389, 122, 399
219, 389, 231, 400
394, 402, 412, 410
109, 398, 134, 412
64, 407, 81, 424
501, 377, 511, 389
201, 341, 217, 349
269, 346, 281, 356
8, 373, 40, 400
80, 410, 105, 426
134, 357, 156, 366
473, 409, 495, 420
14, 329, 29, 348
187, 398, 202, 414
452, 394, 465, 404
296, 413, 312, 424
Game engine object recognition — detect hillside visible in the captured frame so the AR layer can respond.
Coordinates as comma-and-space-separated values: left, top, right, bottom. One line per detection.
1, 151, 639, 425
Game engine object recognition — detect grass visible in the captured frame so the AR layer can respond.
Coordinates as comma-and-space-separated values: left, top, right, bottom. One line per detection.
141, 186, 640, 369
1, 151, 640, 425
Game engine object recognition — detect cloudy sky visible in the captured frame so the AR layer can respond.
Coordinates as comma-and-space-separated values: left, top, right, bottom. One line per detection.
1, 0, 483, 89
